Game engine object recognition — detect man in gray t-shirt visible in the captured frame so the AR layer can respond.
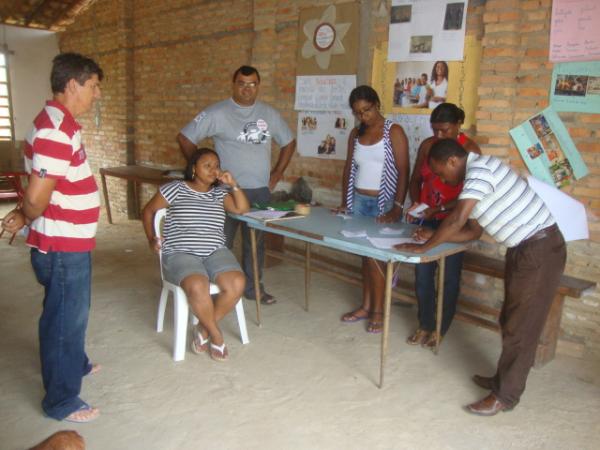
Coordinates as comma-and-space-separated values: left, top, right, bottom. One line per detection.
177, 65, 296, 304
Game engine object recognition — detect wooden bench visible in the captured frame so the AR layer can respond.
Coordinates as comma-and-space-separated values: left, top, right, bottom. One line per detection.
462, 253, 596, 367
266, 242, 596, 367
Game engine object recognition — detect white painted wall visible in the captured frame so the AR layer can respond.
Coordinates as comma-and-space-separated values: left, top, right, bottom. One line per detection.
2, 25, 59, 140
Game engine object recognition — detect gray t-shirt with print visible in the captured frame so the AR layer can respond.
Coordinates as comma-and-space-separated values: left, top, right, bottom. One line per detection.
180, 98, 294, 189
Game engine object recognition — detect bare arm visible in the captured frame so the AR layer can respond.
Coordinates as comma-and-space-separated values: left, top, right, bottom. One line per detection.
408, 138, 432, 204
220, 171, 250, 214
141, 192, 170, 251
396, 198, 482, 253
176, 132, 197, 162
269, 139, 296, 191
337, 128, 357, 211
22, 173, 56, 220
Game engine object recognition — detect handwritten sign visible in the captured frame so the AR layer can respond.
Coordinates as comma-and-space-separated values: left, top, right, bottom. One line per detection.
294, 75, 356, 111
550, 0, 600, 62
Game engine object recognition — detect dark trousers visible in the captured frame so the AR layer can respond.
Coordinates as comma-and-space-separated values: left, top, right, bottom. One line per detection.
224, 186, 271, 298
31, 249, 94, 420
491, 226, 566, 407
414, 219, 464, 335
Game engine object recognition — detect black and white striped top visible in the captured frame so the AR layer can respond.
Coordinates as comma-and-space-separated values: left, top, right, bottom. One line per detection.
459, 153, 555, 248
160, 181, 228, 257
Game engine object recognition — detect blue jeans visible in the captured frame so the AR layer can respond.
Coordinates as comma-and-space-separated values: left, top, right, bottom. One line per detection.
31, 249, 93, 420
225, 186, 271, 298
414, 220, 464, 335
353, 191, 392, 217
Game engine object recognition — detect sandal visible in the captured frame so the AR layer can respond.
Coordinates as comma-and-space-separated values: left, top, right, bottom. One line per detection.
64, 403, 100, 423
367, 312, 383, 334
209, 342, 229, 362
406, 329, 431, 346
423, 331, 443, 350
191, 327, 209, 354
341, 307, 369, 323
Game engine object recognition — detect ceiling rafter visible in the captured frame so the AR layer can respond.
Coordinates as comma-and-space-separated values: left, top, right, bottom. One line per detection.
0, 0, 97, 31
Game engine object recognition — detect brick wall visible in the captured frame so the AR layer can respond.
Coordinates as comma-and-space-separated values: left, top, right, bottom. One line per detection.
58, 0, 599, 360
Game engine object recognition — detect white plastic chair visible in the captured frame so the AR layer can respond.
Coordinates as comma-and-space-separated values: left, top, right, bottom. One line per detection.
153, 208, 249, 361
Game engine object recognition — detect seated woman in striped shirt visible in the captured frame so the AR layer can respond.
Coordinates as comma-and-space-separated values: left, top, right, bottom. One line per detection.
142, 148, 250, 362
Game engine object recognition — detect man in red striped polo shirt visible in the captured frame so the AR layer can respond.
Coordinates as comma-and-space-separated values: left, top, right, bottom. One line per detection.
2, 53, 103, 423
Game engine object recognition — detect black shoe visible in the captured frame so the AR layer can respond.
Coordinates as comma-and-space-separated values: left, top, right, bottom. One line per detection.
245, 292, 277, 305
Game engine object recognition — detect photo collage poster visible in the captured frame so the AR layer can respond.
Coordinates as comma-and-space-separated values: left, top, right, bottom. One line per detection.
550, 61, 600, 113
295, 75, 356, 160
509, 107, 588, 189
297, 110, 353, 160
388, 0, 469, 62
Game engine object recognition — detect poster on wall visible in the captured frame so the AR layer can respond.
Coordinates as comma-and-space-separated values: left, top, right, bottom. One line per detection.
387, 113, 432, 174
294, 75, 356, 111
550, 61, 600, 113
388, 0, 469, 62
509, 107, 588, 188
550, 0, 600, 62
391, 60, 450, 110
297, 110, 353, 160
296, 2, 359, 75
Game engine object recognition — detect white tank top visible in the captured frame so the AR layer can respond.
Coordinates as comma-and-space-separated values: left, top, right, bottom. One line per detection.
353, 138, 385, 190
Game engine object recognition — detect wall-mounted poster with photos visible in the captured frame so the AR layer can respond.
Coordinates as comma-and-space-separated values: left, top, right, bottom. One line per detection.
297, 110, 353, 160
388, 0, 469, 62
371, 38, 482, 129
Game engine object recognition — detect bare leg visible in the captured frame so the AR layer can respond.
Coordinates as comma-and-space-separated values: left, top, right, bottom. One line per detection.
181, 274, 223, 345
341, 258, 372, 322
213, 270, 245, 323
367, 258, 386, 333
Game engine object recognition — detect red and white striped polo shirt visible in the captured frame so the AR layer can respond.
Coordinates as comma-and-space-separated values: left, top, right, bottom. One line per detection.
24, 100, 100, 253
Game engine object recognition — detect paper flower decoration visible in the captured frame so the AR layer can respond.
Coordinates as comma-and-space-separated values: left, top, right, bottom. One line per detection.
301, 4, 351, 70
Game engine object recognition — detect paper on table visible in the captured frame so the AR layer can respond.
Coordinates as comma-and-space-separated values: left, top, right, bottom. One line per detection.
527, 175, 589, 241
244, 210, 290, 220
408, 203, 428, 218
336, 213, 353, 220
367, 236, 420, 249
341, 229, 367, 238
379, 227, 405, 235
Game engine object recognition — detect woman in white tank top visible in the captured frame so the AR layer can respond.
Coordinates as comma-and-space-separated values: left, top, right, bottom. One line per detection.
334, 86, 410, 333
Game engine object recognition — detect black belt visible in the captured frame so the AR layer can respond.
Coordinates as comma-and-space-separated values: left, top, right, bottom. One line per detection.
520, 223, 560, 245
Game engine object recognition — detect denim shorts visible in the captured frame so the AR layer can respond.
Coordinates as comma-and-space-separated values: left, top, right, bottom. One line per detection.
163, 247, 242, 286
353, 191, 393, 218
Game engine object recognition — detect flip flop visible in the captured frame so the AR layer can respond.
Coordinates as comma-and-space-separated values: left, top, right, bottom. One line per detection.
340, 307, 369, 323
209, 342, 228, 362
191, 328, 209, 354
64, 403, 100, 423
367, 312, 383, 334
245, 292, 277, 305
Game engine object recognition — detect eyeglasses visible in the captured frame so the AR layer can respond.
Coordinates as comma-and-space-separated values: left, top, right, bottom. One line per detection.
236, 81, 258, 88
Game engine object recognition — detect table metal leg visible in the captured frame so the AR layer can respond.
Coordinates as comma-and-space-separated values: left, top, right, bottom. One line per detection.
100, 172, 113, 224
250, 228, 261, 326
305, 242, 311, 311
379, 260, 394, 389
132, 181, 140, 220
434, 256, 446, 355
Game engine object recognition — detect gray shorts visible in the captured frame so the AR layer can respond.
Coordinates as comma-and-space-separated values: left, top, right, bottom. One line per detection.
162, 247, 242, 286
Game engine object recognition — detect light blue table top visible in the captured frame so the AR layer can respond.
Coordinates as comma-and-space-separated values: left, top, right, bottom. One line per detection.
231, 207, 466, 264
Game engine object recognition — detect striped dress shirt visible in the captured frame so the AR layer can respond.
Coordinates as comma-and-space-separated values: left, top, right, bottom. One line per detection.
459, 153, 555, 248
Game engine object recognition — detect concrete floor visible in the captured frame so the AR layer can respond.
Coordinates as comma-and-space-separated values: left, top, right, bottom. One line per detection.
1, 204, 599, 450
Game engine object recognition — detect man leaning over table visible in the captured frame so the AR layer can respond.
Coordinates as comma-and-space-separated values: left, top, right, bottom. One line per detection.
396, 138, 566, 416
176, 65, 296, 305
1, 53, 103, 423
